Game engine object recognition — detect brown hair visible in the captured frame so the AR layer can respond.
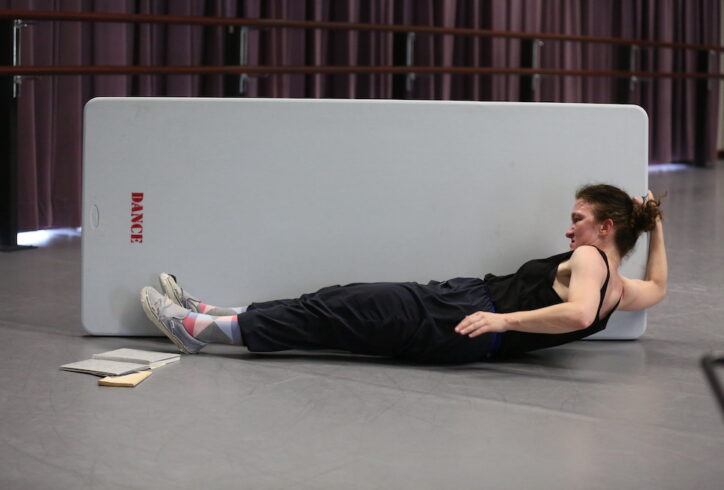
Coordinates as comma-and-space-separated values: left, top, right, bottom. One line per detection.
575, 184, 662, 257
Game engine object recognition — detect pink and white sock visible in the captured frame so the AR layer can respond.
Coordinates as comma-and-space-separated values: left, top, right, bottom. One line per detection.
182, 312, 243, 345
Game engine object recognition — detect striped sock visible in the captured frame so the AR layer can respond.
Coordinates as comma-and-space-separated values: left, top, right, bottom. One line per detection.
182, 312, 243, 345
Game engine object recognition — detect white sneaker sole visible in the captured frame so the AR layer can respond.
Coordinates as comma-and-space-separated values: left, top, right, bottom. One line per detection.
159, 273, 184, 308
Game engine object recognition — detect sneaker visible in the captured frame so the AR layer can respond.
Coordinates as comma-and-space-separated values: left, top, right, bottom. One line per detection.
140, 286, 207, 354
159, 272, 201, 312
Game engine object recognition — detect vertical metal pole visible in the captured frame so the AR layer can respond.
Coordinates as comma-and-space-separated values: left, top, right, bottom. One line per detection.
391, 31, 407, 99
131, 13, 140, 96
224, 25, 250, 96
694, 50, 713, 167
0, 19, 23, 250
404, 32, 416, 93
238, 26, 249, 95
223, 25, 240, 96
628, 46, 639, 94
615, 45, 638, 104
12, 19, 22, 98
519, 39, 541, 102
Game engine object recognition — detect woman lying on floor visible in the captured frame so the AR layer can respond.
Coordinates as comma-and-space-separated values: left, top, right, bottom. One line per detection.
140, 184, 666, 364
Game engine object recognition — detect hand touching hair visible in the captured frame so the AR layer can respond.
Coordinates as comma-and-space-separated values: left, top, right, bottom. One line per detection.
631, 190, 663, 234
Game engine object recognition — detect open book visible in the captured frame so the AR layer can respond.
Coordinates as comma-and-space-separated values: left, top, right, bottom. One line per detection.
60, 349, 180, 376
60, 359, 149, 377
92, 348, 180, 368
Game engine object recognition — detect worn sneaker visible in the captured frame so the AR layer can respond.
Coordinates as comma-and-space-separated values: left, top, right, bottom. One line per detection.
159, 273, 201, 312
140, 286, 207, 354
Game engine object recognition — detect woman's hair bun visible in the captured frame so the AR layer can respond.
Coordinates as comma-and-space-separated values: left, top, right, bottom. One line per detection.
631, 195, 663, 233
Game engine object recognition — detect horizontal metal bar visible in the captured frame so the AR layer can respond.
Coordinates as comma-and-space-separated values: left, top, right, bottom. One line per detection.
0, 65, 722, 79
0, 9, 723, 53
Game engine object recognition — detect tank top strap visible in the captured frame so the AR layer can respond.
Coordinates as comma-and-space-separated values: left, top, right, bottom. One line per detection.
610, 297, 622, 314
591, 246, 611, 321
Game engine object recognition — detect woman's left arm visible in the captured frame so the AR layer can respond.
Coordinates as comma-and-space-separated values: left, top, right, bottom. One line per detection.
455, 246, 607, 337
618, 205, 667, 311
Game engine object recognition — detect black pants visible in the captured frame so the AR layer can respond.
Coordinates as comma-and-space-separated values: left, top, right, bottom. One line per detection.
236, 278, 500, 364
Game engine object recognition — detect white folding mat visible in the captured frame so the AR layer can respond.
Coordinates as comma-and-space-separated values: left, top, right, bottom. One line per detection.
82, 98, 649, 340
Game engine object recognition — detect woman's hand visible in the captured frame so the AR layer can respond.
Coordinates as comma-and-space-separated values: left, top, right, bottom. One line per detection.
632, 189, 663, 229
631, 189, 654, 206
632, 189, 655, 207
454, 311, 508, 337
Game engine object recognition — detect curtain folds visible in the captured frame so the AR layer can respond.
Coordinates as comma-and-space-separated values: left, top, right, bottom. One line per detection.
1, 0, 719, 231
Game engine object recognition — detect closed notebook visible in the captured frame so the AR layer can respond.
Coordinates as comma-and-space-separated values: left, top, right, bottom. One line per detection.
98, 370, 152, 387
92, 348, 180, 368
60, 359, 148, 377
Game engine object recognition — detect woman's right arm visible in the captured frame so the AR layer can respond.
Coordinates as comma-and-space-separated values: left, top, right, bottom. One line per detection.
619, 200, 668, 311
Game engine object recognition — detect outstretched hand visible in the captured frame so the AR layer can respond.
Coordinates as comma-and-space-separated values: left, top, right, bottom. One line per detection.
454, 311, 508, 338
633, 189, 655, 206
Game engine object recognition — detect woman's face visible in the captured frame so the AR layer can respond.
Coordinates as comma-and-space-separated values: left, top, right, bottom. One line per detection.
565, 199, 602, 250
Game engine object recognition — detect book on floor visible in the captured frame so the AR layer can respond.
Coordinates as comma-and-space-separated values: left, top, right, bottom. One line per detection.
98, 370, 152, 387
92, 348, 180, 368
60, 359, 149, 377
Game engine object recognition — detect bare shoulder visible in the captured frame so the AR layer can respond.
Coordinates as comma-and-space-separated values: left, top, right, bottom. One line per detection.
568, 246, 608, 287
570, 246, 607, 271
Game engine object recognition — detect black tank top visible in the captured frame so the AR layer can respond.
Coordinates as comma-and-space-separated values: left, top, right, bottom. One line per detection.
484, 247, 619, 357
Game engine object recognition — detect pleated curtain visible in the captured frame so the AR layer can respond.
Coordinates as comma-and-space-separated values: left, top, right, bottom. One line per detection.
0, 0, 719, 231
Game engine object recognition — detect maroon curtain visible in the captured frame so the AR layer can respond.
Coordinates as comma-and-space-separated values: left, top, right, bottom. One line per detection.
1, 0, 719, 231
3, 0, 235, 231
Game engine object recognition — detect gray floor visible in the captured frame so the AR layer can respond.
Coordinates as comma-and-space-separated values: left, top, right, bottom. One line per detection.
1, 165, 723, 490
